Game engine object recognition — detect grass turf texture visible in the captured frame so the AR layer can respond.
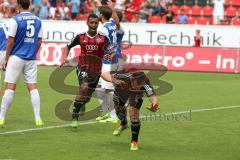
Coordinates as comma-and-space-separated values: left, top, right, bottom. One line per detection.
0, 66, 240, 160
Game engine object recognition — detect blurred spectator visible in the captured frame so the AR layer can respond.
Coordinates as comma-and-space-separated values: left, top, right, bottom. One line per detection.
212, 0, 224, 25
125, 0, 143, 22
58, 2, 69, 20
164, 5, 175, 24
152, 1, 166, 16
138, 1, 152, 23
0, 0, 235, 25
79, 0, 85, 14
33, 0, 43, 7
177, 9, 188, 24
70, 0, 80, 20
49, 0, 57, 19
39, 0, 50, 19
115, 0, 126, 11
160, 0, 173, 8
145, 0, 156, 10
85, 0, 98, 14
194, 29, 203, 47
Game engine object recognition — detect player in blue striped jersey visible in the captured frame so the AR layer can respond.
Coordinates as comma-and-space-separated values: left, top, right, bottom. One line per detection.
95, 4, 121, 123
0, 0, 43, 126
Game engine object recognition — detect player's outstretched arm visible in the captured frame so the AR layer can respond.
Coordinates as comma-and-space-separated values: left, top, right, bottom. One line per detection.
60, 35, 80, 67
60, 46, 70, 67
107, 0, 120, 29
101, 71, 125, 86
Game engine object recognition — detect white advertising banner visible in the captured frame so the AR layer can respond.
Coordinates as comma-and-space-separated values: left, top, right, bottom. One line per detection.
41, 20, 240, 48
1, 19, 240, 48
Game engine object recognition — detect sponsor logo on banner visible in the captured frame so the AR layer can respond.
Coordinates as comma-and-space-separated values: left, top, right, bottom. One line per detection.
1, 20, 240, 48
37, 42, 239, 73
39, 20, 240, 48
37, 42, 80, 66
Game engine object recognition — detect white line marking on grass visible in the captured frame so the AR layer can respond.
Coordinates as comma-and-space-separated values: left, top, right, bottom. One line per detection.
0, 105, 240, 135
170, 105, 240, 115
0, 121, 96, 135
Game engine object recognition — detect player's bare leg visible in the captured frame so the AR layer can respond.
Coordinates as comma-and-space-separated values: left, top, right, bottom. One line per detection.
27, 83, 43, 126
0, 83, 16, 126
71, 82, 92, 128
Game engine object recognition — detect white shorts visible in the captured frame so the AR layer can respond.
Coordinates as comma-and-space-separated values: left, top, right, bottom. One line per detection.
0, 51, 6, 67
100, 63, 118, 90
5, 55, 37, 84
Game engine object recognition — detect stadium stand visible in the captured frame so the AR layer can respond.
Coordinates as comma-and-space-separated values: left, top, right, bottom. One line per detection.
191, 5, 202, 16
196, 16, 208, 25
0, 0, 239, 25
202, 5, 213, 17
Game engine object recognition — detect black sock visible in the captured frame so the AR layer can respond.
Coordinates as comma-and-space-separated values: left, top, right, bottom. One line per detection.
131, 121, 141, 142
72, 101, 85, 120
117, 110, 127, 126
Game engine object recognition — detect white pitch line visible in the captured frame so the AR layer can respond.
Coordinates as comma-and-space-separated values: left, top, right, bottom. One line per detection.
0, 105, 240, 135
0, 121, 96, 135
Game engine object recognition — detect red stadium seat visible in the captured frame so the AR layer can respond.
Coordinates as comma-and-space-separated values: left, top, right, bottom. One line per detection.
82, 13, 89, 21
172, 5, 179, 14
187, 16, 195, 24
202, 6, 213, 17
191, 5, 202, 16
76, 14, 81, 21
180, 5, 191, 15
196, 16, 208, 25
225, 0, 232, 6
232, 18, 240, 25
232, 0, 240, 6
225, 6, 237, 17
160, 16, 167, 24
208, 18, 214, 25
149, 16, 161, 23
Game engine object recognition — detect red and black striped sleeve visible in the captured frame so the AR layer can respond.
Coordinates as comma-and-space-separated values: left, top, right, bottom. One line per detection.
67, 34, 80, 50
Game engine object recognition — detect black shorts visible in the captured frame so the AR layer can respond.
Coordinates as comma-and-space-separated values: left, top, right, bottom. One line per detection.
114, 90, 143, 109
76, 67, 100, 100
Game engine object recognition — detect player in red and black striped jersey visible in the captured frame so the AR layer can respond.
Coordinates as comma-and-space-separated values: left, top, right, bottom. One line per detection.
61, 13, 116, 128
101, 67, 159, 150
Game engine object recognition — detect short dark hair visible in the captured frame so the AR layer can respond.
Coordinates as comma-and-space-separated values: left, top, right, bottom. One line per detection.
17, 0, 30, 10
116, 10, 123, 22
87, 13, 99, 21
98, 5, 112, 21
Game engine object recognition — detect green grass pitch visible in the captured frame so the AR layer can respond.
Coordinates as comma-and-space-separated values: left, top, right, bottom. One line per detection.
0, 67, 240, 160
